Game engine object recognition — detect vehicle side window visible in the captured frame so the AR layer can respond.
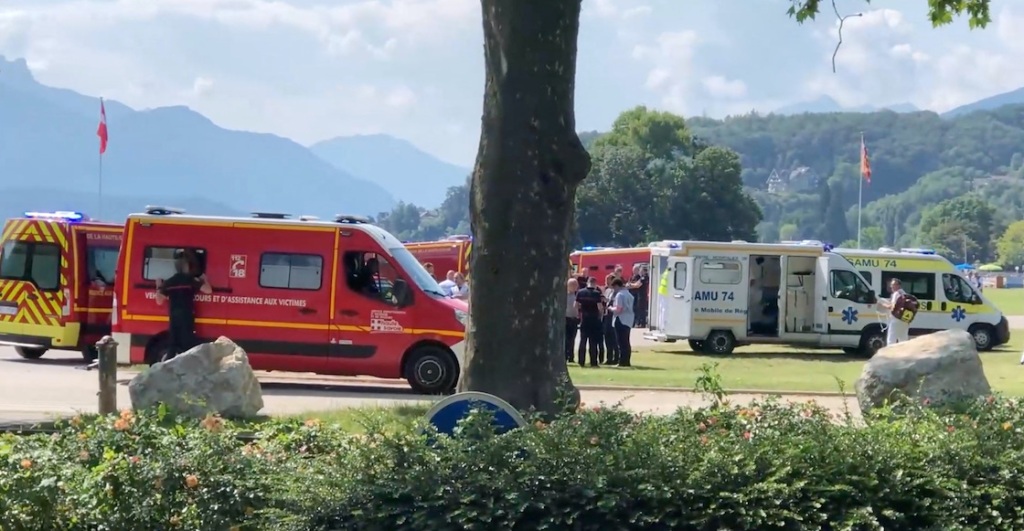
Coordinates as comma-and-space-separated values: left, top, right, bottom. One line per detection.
87, 246, 119, 286
0, 240, 61, 291
859, 271, 872, 285
143, 247, 207, 280
830, 270, 871, 303
673, 262, 687, 290
344, 250, 401, 306
699, 259, 742, 284
259, 253, 323, 290
942, 273, 978, 304
880, 271, 934, 300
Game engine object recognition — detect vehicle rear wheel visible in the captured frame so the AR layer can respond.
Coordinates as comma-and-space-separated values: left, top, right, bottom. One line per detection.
969, 324, 995, 351
688, 339, 706, 352
81, 345, 98, 362
14, 346, 46, 360
144, 335, 171, 366
704, 331, 735, 355
405, 345, 458, 395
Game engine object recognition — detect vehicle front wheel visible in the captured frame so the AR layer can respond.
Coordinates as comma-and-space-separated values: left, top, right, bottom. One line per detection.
81, 345, 98, 362
405, 345, 458, 395
14, 346, 46, 360
969, 324, 995, 351
859, 328, 887, 357
144, 335, 171, 366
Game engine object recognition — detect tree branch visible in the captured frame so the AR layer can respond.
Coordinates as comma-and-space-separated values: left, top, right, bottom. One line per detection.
831, 0, 862, 73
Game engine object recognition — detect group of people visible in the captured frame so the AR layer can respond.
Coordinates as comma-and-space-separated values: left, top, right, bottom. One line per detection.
423, 263, 470, 300
564, 267, 639, 368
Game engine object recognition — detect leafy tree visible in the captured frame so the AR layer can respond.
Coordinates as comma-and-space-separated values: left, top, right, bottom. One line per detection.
917, 194, 996, 261
840, 226, 885, 250
592, 106, 693, 160
996, 220, 1024, 267
921, 220, 981, 262
779, 223, 800, 241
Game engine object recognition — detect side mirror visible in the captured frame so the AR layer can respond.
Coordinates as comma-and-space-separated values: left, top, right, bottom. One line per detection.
971, 293, 982, 305
866, 290, 877, 304
393, 279, 412, 307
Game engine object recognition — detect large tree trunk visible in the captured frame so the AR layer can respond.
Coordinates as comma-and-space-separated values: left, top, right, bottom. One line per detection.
459, 0, 591, 415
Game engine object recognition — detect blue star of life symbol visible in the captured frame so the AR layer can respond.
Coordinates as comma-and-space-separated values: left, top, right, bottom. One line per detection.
842, 306, 858, 324
951, 306, 966, 322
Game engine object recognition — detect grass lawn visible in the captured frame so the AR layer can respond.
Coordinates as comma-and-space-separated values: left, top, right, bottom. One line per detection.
984, 288, 1024, 316
568, 330, 1024, 395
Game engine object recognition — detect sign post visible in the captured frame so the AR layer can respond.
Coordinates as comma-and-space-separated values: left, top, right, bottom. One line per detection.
424, 391, 526, 437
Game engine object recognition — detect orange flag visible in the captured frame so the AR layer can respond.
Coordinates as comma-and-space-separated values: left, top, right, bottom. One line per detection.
860, 135, 871, 184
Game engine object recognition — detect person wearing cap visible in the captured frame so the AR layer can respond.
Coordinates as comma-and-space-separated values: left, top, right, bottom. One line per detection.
154, 254, 212, 361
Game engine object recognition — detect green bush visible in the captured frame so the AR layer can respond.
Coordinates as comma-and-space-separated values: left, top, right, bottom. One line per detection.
3, 395, 1024, 530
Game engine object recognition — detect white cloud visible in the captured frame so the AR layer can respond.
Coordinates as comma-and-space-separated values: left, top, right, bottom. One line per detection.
191, 77, 214, 97
586, 0, 651, 20
702, 76, 746, 99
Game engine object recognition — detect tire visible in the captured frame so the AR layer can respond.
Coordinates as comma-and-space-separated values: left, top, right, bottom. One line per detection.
14, 346, 46, 360
81, 345, 98, 362
859, 328, 887, 358
841, 347, 862, 356
405, 345, 458, 395
144, 335, 171, 366
704, 331, 735, 355
969, 324, 995, 351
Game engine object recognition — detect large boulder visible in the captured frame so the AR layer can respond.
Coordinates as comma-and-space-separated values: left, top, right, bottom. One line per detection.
855, 329, 991, 414
128, 337, 264, 418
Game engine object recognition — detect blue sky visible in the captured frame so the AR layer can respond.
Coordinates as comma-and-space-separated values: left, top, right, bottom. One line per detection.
1, 0, 1022, 167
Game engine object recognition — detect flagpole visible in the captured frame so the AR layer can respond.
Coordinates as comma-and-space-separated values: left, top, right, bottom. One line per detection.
857, 132, 863, 249
97, 97, 104, 220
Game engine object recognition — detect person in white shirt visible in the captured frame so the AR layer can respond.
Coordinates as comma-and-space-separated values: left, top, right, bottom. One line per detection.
438, 270, 457, 297
451, 272, 470, 300
878, 278, 910, 345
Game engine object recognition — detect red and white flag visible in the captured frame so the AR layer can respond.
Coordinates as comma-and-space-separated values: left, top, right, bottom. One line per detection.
97, 99, 109, 155
860, 134, 871, 184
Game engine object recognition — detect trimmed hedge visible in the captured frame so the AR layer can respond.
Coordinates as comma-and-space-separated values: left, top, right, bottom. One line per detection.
2, 394, 1024, 530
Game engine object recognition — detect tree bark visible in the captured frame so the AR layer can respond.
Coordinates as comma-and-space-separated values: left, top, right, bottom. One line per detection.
459, 0, 590, 415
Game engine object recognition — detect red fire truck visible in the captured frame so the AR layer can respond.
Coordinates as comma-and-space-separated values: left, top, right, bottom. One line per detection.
570, 246, 651, 280
113, 207, 468, 394
404, 235, 472, 281
0, 211, 123, 361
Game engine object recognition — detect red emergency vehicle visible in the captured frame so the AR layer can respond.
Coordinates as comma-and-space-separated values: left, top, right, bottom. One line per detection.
113, 207, 468, 394
0, 211, 123, 361
404, 235, 472, 281
570, 246, 651, 280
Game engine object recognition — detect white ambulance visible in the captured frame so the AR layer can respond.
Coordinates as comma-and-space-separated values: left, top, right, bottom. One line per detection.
834, 247, 1010, 351
646, 240, 886, 356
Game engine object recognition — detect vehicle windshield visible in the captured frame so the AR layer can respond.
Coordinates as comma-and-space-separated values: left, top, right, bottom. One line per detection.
829, 254, 873, 294
389, 246, 448, 297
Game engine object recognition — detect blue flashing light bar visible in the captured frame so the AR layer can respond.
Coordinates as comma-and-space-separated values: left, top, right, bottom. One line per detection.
24, 211, 87, 222
900, 247, 936, 255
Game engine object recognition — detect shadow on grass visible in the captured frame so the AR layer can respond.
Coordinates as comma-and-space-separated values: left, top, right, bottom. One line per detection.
650, 348, 866, 364
257, 381, 431, 401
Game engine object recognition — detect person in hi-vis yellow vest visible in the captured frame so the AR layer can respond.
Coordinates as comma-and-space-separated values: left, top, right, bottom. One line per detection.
658, 267, 671, 330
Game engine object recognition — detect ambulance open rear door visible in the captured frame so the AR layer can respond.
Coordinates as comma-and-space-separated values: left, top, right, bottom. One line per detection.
661, 256, 694, 340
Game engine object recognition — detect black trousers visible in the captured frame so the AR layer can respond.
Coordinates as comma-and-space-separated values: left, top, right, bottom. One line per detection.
602, 314, 619, 363
564, 317, 579, 362
635, 299, 649, 327
578, 316, 602, 366
166, 312, 197, 361
614, 320, 632, 367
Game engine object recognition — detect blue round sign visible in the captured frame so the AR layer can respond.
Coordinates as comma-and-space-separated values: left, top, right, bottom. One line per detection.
424, 391, 527, 437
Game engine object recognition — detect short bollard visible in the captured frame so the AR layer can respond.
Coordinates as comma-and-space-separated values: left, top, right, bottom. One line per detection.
96, 336, 118, 415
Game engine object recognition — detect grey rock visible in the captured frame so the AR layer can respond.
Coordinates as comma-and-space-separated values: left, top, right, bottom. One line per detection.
128, 336, 264, 418
855, 329, 991, 414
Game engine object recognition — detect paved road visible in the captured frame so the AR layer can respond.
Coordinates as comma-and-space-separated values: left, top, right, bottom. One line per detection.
0, 345, 859, 424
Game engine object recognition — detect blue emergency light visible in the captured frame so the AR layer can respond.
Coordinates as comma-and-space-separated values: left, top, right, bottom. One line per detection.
580, 246, 600, 251
24, 211, 87, 222
822, 242, 835, 252
901, 247, 936, 255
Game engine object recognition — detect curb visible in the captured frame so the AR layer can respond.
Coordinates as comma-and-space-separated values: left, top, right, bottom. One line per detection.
574, 384, 848, 397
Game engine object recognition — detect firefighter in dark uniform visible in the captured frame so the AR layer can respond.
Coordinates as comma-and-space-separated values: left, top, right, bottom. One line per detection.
575, 276, 605, 367
155, 253, 212, 362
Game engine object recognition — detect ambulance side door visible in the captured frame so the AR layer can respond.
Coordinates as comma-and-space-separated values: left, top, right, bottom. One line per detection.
663, 257, 694, 338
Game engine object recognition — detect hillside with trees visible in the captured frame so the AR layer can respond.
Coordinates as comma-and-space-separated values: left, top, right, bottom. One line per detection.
377, 104, 1024, 267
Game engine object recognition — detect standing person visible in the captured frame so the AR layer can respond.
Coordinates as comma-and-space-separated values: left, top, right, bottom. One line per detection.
878, 278, 910, 345
154, 254, 212, 362
564, 278, 580, 363
609, 278, 635, 367
423, 262, 435, 279
602, 273, 620, 365
438, 270, 457, 297
635, 265, 650, 327
575, 277, 604, 367
657, 265, 671, 330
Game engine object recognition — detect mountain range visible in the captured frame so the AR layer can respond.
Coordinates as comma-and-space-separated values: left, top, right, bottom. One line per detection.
0, 56, 469, 223
772, 85, 1024, 117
